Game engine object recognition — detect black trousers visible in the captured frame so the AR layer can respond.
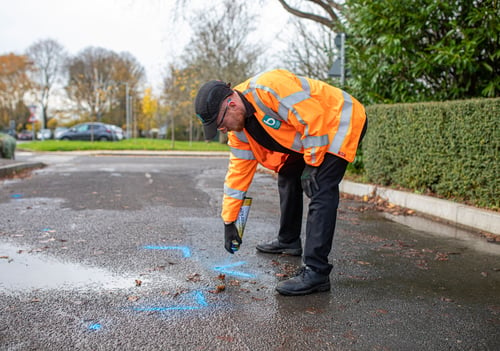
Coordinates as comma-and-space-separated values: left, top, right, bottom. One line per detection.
276, 118, 367, 275
277, 153, 348, 275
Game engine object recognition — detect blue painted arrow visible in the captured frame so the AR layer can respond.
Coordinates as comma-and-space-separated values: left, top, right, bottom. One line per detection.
213, 261, 256, 279
133, 290, 208, 312
143, 245, 191, 258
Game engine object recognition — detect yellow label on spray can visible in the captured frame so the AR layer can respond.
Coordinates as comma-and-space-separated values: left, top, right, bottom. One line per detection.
231, 197, 252, 252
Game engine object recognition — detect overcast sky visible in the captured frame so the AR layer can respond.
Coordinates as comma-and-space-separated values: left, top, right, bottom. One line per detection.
0, 0, 291, 92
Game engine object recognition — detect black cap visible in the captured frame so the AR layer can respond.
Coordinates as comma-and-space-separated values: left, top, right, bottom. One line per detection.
195, 80, 232, 140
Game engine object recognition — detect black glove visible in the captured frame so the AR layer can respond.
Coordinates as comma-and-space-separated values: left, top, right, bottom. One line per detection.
301, 165, 319, 198
224, 222, 242, 254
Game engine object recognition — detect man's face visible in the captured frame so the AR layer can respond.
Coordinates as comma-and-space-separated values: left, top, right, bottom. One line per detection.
216, 94, 245, 134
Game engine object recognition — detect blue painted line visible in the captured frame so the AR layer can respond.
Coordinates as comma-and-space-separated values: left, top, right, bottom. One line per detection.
133, 290, 208, 312
10, 194, 23, 199
213, 261, 256, 278
143, 245, 191, 258
194, 290, 208, 307
88, 323, 102, 331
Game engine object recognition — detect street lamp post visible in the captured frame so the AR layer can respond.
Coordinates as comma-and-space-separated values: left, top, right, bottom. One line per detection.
125, 82, 131, 139
113, 81, 131, 139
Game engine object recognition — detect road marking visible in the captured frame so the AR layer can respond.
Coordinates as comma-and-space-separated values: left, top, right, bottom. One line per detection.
133, 290, 208, 312
213, 261, 256, 278
143, 245, 191, 258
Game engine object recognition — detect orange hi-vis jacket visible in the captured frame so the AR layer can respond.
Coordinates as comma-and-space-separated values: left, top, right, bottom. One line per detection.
222, 69, 367, 222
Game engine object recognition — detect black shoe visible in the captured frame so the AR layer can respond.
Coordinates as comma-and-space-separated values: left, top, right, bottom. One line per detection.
256, 239, 302, 256
276, 266, 330, 296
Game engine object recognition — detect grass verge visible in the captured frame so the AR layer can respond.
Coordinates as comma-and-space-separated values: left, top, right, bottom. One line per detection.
18, 139, 230, 152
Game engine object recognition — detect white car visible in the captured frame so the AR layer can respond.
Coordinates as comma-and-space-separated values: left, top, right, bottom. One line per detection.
109, 125, 124, 140
37, 129, 52, 140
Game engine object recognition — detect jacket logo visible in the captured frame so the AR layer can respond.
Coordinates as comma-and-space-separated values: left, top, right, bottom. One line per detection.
262, 115, 281, 129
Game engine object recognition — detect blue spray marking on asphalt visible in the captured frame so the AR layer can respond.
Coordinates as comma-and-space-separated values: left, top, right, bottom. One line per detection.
213, 261, 256, 279
143, 245, 191, 258
133, 290, 208, 312
88, 323, 102, 331
10, 194, 23, 199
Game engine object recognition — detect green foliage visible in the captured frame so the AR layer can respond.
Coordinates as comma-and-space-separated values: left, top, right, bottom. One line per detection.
0, 133, 16, 159
346, 0, 500, 104
17, 139, 229, 152
363, 98, 499, 209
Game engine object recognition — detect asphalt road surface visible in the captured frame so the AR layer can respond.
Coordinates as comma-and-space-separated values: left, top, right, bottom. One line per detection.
1, 152, 499, 350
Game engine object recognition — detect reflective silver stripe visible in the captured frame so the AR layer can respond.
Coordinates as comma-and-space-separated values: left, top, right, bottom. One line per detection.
281, 91, 309, 108
310, 147, 317, 164
329, 90, 353, 154
291, 133, 303, 152
230, 147, 255, 160
249, 75, 283, 121
298, 76, 311, 95
280, 91, 310, 124
233, 131, 248, 143
224, 185, 246, 200
303, 134, 329, 149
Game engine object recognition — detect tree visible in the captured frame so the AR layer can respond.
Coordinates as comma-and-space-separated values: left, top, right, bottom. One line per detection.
0, 53, 34, 129
140, 87, 159, 136
276, 0, 347, 30
25, 39, 67, 128
345, 0, 500, 103
65, 47, 145, 127
164, 0, 261, 143
281, 18, 337, 81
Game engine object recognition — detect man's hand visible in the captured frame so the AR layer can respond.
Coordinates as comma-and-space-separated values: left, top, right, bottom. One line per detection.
224, 222, 242, 254
301, 165, 319, 198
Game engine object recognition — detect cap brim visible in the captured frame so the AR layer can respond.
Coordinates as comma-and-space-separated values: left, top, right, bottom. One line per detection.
203, 117, 218, 140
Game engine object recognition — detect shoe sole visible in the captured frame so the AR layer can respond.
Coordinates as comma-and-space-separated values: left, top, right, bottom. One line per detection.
275, 282, 331, 296
256, 246, 302, 256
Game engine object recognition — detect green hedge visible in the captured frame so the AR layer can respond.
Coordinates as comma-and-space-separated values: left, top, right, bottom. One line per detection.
363, 98, 499, 210
0, 133, 16, 159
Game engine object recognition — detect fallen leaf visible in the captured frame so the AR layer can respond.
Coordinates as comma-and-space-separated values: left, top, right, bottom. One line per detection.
209, 284, 226, 294
440, 297, 454, 303
135, 279, 142, 286
187, 273, 201, 282
355, 260, 371, 265
481, 272, 489, 277
435, 253, 449, 261
252, 297, 266, 301
216, 336, 234, 342
127, 296, 140, 302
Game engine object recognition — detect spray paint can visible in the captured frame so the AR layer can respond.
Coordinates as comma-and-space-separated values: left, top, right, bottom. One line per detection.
231, 197, 252, 252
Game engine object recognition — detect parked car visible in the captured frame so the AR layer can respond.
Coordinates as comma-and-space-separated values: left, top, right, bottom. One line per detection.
17, 130, 34, 140
109, 125, 124, 140
158, 126, 168, 139
54, 127, 69, 139
57, 123, 119, 141
37, 128, 52, 140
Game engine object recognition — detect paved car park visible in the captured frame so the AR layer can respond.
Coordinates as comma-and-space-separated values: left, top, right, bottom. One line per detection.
1, 152, 499, 350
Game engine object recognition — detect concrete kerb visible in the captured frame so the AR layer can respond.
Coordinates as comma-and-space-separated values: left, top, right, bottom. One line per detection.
0, 160, 46, 178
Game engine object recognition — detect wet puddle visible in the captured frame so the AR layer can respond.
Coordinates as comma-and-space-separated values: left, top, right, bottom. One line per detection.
0, 242, 134, 292
383, 213, 500, 255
